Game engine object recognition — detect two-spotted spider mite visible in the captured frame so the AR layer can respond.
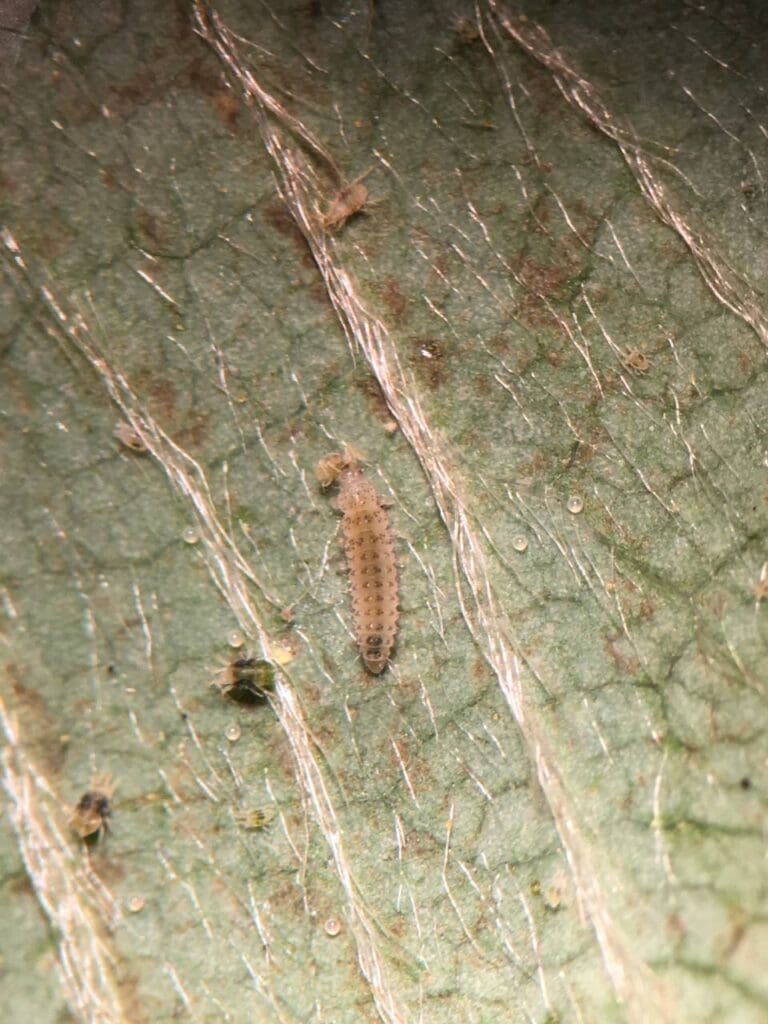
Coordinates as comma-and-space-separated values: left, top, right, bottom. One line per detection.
212, 657, 275, 703
70, 775, 114, 841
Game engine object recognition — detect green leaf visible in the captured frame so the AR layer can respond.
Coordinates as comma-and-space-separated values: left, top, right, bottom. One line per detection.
2, 3, 767, 1023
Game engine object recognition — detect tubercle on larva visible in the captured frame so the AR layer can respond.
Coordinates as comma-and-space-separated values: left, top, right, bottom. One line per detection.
316, 446, 399, 675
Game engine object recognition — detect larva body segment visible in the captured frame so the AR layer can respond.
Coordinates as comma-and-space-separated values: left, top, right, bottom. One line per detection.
316, 447, 398, 674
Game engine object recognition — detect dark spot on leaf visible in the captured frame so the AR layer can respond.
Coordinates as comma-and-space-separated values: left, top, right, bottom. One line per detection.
410, 337, 448, 389
355, 377, 393, 423
134, 207, 167, 248
377, 276, 408, 321
262, 196, 315, 269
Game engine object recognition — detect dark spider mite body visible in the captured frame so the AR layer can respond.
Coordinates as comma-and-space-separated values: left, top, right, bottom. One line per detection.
213, 657, 275, 702
70, 776, 113, 841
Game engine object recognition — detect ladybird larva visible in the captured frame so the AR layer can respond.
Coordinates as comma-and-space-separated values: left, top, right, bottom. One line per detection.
316, 446, 398, 674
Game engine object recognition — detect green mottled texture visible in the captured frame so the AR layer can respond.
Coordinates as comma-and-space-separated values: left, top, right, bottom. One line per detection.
2, 2, 768, 1023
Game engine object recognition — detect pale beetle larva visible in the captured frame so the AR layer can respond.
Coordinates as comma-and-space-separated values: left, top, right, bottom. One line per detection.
316, 445, 398, 674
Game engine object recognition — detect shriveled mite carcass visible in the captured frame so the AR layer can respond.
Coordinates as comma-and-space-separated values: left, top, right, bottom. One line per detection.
316, 445, 398, 674
212, 657, 275, 703
70, 774, 114, 841
321, 169, 375, 233
113, 421, 148, 453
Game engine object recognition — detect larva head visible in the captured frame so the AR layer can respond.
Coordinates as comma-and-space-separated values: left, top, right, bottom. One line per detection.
363, 653, 388, 674
314, 445, 365, 488
362, 631, 389, 674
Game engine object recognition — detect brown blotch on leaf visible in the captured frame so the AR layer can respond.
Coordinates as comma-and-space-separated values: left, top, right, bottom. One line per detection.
356, 377, 394, 425
411, 337, 448, 389
263, 196, 314, 267
378, 276, 408, 321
